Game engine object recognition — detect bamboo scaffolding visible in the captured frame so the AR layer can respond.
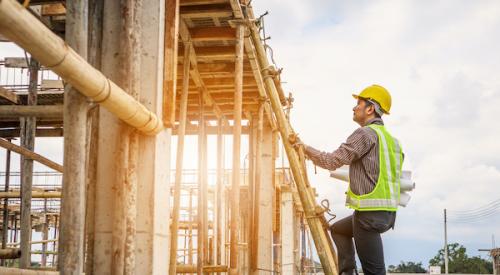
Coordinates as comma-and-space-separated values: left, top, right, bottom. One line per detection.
169, 40, 191, 275
251, 102, 264, 272
0, 0, 163, 135
216, 118, 223, 274
1, 142, 11, 257
58, 1, 88, 273
0, 191, 61, 199
162, 0, 180, 127
229, 23, 245, 275
248, 22, 339, 275
197, 89, 207, 274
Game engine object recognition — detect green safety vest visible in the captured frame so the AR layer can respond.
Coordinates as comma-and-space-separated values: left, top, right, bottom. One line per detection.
346, 124, 403, 211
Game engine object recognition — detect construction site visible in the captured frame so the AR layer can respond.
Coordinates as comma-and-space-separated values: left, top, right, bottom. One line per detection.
0, 0, 342, 274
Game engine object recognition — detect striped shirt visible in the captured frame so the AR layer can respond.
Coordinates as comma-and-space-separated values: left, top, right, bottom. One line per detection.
304, 118, 386, 195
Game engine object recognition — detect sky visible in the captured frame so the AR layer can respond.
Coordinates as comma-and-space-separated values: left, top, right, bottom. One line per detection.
251, 0, 500, 267
1, 0, 500, 269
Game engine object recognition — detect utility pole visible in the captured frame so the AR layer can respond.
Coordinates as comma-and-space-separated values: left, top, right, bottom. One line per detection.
444, 209, 449, 274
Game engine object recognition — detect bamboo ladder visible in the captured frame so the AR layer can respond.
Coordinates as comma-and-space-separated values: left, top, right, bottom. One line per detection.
247, 22, 339, 275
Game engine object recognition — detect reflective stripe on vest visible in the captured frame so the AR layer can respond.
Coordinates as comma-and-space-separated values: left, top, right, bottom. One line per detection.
345, 124, 403, 211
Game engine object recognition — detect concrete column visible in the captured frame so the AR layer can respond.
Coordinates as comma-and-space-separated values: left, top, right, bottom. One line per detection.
281, 186, 295, 275
254, 122, 273, 274
92, 0, 171, 274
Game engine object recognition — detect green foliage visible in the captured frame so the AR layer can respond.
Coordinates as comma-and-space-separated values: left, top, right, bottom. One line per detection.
429, 243, 493, 274
388, 261, 427, 273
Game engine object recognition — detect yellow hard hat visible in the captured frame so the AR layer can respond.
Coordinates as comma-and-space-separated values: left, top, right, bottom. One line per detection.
352, 84, 392, 114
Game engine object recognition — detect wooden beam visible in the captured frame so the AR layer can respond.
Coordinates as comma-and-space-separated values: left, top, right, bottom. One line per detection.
190, 26, 235, 41
4, 57, 28, 68
176, 264, 228, 273
178, 19, 226, 121
0, 86, 18, 104
229, 22, 244, 275
180, 4, 232, 19
162, 0, 180, 128
173, 124, 249, 135
0, 105, 63, 118
0, 128, 63, 138
41, 4, 66, 16
169, 38, 190, 275
0, 139, 63, 173
0, 191, 61, 199
58, 0, 88, 273
179, 45, 236, 61
180, 0, 228, 6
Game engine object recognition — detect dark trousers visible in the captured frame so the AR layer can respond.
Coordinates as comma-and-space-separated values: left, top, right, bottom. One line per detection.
330, 211, 396, 275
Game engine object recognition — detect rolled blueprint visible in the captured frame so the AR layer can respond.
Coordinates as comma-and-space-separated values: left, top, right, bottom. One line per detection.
399, 191, 411, 207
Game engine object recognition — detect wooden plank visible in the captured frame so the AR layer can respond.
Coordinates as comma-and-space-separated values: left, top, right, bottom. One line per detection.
180, 4, 232, 19
180, 0, 228, 6
0, 138, 63, 172
0, 105, 63, 118
41, 79, 64, 89
162, 0, 180, 128
0, 86, 18, 104
179, 45, 235, 61
190, 26, 235, 41
41, 4, 66, 16
178, 19, 225, 120
4, 57, 28, 68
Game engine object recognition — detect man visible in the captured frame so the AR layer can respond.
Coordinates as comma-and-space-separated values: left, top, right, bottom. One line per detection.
292, 84, 403, 275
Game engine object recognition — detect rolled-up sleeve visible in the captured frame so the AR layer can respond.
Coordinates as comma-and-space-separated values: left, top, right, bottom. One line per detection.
304, 127, 376, 171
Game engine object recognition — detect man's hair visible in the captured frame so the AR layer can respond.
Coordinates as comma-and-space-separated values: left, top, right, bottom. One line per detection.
364, 99, 383, 118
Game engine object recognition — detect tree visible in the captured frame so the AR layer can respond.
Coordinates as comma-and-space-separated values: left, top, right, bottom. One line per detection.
388, 261, 427, 273
429, 243, 493, 274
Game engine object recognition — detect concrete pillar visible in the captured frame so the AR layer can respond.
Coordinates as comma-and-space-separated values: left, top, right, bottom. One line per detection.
281, 186, 295, 275
254, 122, 273, 274
92, 0, 171, 274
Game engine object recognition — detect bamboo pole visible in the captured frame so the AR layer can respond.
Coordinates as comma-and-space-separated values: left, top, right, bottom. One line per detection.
197, 88, 208, 274
169, 41, 191, 275
229, 23, 245, 275
0, 105, 63, 118
58, 1, 88, 273
216, 118, 223, 274
20, 56, 39, 269
251, 103, 264, 272
188, 188, 193, 267
42, 199, 48, 267
248, 23, 338, 275
1, 141, 11, 254
247, 115, 255, 272
0, 0, 163, 135
84, 1, 103, 273
0, 138, 63, 173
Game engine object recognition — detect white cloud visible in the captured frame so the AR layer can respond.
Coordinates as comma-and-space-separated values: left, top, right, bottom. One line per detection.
253, 0, 500, 264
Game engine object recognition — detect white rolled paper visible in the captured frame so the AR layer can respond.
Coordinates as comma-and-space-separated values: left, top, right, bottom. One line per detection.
329, 166, 349, 182
400, 178, 415, 192
399, 191, 411, 207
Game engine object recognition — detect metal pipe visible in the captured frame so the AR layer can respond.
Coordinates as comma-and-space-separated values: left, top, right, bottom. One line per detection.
0, 0, 163, 135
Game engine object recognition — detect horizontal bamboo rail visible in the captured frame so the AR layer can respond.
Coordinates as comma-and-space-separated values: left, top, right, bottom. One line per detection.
0, 105, 63, 118
0, 138, 63, 172
0, 0, 163, 135
8, 239, 58, 247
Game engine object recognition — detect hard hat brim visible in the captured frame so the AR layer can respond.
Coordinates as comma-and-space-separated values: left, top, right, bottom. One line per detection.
352, 94, 390, 114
